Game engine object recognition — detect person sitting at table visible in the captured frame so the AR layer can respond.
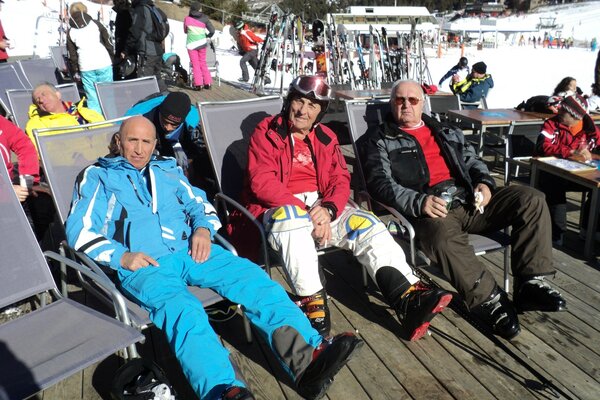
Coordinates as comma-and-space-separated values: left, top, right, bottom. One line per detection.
25, 82, 105, 151
358, 79, 567, 340
450, 61, 493, 108
534, 93, 600, 245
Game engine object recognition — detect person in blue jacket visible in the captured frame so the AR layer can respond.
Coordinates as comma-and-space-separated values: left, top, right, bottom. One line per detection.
124, 91, 217, 196
451, 61, 494, 108
65, 116, 363, 400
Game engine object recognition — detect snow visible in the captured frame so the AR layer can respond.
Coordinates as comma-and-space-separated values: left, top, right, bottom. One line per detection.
2, 0, 599, 108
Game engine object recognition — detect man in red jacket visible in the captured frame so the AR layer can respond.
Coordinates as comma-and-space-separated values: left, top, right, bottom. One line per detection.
235, 75, 452, 341
235, 21, 266, 83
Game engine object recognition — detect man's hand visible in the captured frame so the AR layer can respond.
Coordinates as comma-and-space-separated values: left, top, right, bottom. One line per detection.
312, 221, 332, 247
474, 183, 492, 207
421, 195, 448, 218
570, 147, 592, 162
120, 251, 159, 271
309, 205, 331, 226
13, 185, 29, 202
189, 228, 211, 263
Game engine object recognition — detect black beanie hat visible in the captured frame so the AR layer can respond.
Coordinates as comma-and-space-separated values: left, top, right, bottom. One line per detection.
190, 1, 202, 13
159, 92, 191, 124
472, 61, 487, 74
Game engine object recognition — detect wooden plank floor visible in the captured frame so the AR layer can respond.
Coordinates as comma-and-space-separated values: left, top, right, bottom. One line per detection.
31, 93, 600, 400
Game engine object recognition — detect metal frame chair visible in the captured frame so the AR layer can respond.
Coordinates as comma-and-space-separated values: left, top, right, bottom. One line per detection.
6, 83, 80, 128
33, 118, 251, 350
49, 45, 71, 80
0, 162, 143, 399
95, 76, 160, 120
17, 57, 60, 87
0, 63, 32, 118
345, 98, 511, 292
425, 93, 461, 123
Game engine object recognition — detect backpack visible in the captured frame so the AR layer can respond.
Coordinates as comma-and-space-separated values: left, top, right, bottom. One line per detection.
145, 5, 170, 42
111, 358, 176, 400
515, 95, 551, 113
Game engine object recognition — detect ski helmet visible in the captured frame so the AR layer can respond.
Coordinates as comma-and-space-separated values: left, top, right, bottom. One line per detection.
459, 57, 468, 67
234, 20, 244, 30
284, 75, 332, 126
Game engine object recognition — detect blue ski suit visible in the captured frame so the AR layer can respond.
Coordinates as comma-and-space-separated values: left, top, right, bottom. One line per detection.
65, 155, 323, 399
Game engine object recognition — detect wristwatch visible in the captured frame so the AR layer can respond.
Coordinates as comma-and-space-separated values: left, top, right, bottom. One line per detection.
324, 205, 335, 220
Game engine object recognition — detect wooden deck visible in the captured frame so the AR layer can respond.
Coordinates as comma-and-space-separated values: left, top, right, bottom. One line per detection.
31, 84, 600, 399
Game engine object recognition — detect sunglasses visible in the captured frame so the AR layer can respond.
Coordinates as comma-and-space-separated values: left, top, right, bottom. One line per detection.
394, 96, 423, 106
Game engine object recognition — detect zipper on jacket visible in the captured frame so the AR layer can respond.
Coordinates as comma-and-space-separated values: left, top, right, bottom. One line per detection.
127, 175, 145, 205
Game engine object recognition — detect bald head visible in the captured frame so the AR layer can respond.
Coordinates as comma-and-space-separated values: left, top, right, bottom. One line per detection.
390, 80, 425, 128
116, 116, 157, 169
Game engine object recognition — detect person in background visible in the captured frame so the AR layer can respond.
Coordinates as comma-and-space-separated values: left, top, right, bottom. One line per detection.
586, 83, 600, 111
359, 80, 567, 341
126, 0, 167, 91
534, 93, 600, 245
124, 91, 217, 197
66, 115, 363, 400
451, 61, 494, 107
235, 21, 267, 83
0, 0, 10, 63
552, 76, 580, 97
67, 2, 114, 115
184, 2, 215, 90
229, 75, 452, 341
25, 82, 105, 150
439, 56, 469, 86
111, 0, 133, 79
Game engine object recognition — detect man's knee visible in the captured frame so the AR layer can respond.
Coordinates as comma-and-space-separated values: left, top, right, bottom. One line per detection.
267, 205, 313, 233
416, 220, 458, 251
504, 185, 547, 210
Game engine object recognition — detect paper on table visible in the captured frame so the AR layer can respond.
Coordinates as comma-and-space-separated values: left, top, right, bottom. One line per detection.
538, 157, 597, 172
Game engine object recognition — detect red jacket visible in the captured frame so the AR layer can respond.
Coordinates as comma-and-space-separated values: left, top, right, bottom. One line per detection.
227, 114, 350, 260
0, 116, 39, 183
238, 25, 263, 52
536, 115, 599, 158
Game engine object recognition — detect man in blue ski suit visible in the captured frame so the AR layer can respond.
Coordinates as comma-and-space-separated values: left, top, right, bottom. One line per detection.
65, 116, 362, 400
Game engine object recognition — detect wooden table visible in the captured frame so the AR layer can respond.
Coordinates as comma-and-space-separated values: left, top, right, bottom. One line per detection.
530, 157, 600, 259
447, 108, 544, 155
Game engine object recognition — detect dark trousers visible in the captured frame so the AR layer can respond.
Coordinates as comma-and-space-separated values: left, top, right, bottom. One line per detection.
138, 54, 167, 91
413, 185, 555, 308
239, 50, 259, 81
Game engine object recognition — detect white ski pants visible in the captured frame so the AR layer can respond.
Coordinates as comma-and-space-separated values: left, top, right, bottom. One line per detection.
263, 200, 418, 296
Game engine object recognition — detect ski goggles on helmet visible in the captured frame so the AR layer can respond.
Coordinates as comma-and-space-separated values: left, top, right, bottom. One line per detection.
289, 75, 332, 102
